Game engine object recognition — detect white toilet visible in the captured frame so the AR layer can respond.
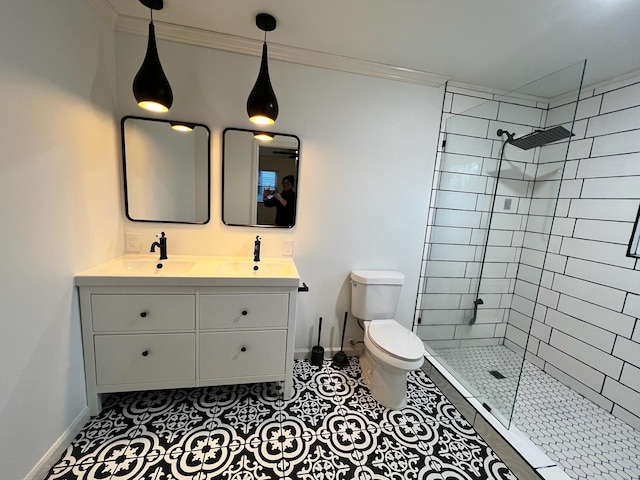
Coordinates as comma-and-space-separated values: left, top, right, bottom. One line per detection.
350, 270, 425, 409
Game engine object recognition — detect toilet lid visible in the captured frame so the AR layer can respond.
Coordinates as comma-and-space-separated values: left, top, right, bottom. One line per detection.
367, 320, 424, 361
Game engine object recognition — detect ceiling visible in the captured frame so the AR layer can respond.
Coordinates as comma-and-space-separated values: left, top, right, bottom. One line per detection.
102, 0, 640, 93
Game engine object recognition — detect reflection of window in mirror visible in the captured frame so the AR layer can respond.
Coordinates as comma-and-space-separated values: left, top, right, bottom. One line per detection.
257, 146, 297, 226
627, 204, 640, 258
258, 170, 277, 202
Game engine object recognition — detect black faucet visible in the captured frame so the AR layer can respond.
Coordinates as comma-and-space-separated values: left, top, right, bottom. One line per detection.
150, 232, 168, 260
253, 235, 261, 262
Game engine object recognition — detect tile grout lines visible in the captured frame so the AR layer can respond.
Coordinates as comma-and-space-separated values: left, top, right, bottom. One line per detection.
433, 345, 640, 480
45, 357, 519, 480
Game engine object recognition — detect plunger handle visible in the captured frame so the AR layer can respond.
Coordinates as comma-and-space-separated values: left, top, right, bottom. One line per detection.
317, 317, 322, 346
340, 311, 348, 348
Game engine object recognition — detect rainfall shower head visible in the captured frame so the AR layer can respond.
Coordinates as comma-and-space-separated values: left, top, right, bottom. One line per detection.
504, 126, 574, 150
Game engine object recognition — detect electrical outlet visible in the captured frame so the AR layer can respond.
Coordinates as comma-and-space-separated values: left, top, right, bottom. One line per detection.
125, 232, 140, 252
282, 239, 293, 256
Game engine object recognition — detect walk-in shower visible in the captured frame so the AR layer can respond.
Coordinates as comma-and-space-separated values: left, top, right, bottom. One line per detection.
417, 61, 587, 425
415, 60, 640, 479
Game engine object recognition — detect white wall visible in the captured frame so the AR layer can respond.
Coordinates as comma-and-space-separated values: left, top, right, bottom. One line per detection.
0, 1, 121, 479
114, 33, 444, 350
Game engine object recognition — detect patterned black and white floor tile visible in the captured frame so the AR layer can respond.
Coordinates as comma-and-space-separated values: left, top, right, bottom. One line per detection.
44, 357, 518, 480
433, 345, 640, 480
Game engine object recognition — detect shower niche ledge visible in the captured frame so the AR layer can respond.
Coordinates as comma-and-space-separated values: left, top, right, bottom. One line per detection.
75, 256, 299, 416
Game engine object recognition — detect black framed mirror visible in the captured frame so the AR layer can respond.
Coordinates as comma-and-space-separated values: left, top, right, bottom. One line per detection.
222, 128, 300, 228
121, 116, 211, 224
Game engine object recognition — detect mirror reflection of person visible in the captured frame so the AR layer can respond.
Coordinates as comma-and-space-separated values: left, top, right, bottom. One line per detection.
263, 175, 296, 226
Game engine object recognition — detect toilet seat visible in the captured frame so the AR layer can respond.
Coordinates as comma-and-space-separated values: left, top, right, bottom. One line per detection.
366, 319, 424, 365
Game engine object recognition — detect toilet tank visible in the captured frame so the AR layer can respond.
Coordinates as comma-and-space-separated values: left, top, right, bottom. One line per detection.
350, 270, 404, 320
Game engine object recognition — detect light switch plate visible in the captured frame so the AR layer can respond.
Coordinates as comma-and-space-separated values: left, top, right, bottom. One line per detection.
282, 239, 293, 256
126, 232, 140, 252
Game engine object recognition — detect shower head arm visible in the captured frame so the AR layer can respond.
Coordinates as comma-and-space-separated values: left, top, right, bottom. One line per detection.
496, 129, 516, 142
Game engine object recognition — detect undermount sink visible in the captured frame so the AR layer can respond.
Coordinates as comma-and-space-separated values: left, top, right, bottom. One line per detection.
118, 259, 196, 275
215, 260, 292, 276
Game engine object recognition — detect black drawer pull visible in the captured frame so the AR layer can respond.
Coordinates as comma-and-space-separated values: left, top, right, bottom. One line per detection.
140, 311, 148, 318
240, 346, 247, 352
241, 310, 248, 316
142, 350, 149, 357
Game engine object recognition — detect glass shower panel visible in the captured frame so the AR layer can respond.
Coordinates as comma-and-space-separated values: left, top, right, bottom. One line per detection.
417, 61, 586, 427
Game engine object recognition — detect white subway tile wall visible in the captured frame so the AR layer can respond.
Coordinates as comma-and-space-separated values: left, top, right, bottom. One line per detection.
417, 76, 640, 428
419, 86, 561, 351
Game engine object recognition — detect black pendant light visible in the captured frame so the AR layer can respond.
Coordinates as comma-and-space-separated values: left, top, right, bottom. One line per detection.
247, 13, 279, 125
133, 0, 173, 113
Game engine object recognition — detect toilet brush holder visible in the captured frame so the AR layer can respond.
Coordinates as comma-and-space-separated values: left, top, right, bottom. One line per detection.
332, 312, 349, 368
310, 317, 324, 366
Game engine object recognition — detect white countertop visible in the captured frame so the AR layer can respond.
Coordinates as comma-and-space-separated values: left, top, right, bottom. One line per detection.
75, 254, 301, 288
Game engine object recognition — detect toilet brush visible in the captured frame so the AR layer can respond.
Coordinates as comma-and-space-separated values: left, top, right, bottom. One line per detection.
310, 317, 324, 366
332, 312, 349, 368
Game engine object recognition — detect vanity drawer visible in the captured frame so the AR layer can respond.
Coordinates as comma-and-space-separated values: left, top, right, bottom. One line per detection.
91, 294, 195, 332
199, 330, 286, 379
94, 333, 195, 386
200, 294, 288, 330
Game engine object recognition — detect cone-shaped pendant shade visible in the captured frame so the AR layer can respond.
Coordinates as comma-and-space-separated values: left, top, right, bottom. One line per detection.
133, 22, 173, 112
247, 43, 278, 125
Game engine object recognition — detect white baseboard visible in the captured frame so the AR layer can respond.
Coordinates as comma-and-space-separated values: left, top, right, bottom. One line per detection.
24, 407, 90, 480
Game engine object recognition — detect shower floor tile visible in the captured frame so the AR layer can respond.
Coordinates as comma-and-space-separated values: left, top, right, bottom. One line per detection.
433, 345, 640, 480
44, 357, 518, 480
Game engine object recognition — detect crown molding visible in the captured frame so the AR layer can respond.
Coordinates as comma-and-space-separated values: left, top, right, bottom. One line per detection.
108, 10, 449, 88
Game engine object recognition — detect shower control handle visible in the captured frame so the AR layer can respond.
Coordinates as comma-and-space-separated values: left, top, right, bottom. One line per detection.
469, 298, 484, 325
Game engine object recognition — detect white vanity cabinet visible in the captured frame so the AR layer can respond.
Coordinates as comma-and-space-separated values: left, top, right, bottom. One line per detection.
76, 260, 299, 416
199, 292, 290, 384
